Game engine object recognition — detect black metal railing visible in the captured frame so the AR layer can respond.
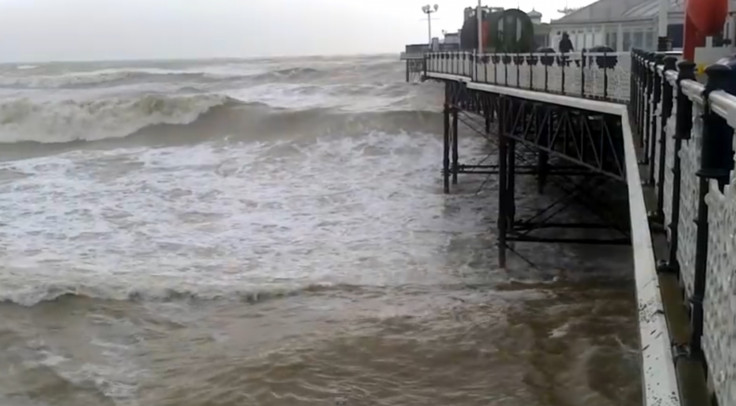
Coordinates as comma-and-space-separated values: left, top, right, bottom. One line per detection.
630, 47, 736, 406
424, 50, 631, 102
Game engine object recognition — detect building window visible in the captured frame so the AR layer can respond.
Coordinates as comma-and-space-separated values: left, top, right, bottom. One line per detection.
623, 32, 632, 51
633, 31, 643, 49
668, 24, 684, 48
607, 32, 618, 49
648, 31, 656, 50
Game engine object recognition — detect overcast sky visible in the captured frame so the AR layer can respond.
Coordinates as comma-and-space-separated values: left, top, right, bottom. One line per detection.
0, 0, 595, 62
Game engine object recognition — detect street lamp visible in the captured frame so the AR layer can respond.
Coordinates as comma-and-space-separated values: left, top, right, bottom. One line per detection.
421, 4, 439, 48
657, 0, 669, 50
477, 0, 483, 53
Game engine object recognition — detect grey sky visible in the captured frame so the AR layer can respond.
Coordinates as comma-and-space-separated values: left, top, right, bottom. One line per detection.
0, 0, 594, 62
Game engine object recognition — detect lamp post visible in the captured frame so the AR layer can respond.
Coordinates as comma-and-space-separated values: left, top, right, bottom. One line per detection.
477, 0, 483, 53
422, 4, 439, 48
658, 0, 669, 50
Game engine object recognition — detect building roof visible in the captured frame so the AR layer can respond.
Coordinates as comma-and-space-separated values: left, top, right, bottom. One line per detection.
622, 0, 684, 18
549, 0, 686, 24
528, 9, 542, 18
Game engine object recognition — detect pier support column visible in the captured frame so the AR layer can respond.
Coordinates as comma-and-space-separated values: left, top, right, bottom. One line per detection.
498, 98, 508, 268
498, 136, 508, 269
443, 86, 451, 194
659, 61, 695, 274
485, 96, 495, 130
690, 64, 735, 355
507, 137, 517, 230
536, 104, 549, 194
452, 107, 459, 185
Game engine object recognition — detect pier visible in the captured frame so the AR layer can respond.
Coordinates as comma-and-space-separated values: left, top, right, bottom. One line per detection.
418, 50, 736, 405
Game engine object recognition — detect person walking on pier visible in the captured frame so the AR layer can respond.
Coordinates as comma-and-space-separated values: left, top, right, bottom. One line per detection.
558, 32, 574, 67
559, 32, 573, 53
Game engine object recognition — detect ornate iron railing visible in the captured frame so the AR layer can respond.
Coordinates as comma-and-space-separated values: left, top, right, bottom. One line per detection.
631, 49, 736, 406
425, 51, 632, 102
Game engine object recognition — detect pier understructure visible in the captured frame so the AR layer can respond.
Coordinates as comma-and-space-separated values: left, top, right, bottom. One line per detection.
421, 50, 736, 406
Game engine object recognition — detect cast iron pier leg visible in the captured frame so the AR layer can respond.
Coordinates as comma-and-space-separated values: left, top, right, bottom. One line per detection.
443, 88, 450, 194
498, 99, 508, 268
452, 107, 459, 185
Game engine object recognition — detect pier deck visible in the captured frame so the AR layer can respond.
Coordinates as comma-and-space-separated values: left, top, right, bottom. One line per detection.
416, 50, 736, 406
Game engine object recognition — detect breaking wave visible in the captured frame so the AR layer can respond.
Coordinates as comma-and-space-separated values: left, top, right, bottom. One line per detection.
0, 93, 236, 143
0, 68, 239, 89
247, 67, 324, 82
0, 91, 441, 144
0, 281, 367, 307
0, 60, 400, 89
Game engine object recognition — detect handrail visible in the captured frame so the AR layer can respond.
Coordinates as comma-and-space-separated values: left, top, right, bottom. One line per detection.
630, 47, 735, 406
681, 79, 705, 104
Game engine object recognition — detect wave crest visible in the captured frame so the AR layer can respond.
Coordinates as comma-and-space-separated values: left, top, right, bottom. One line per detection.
0, 93, 236, 143
0, 90, 441, 144
0, 281, 360, 307
0, 68, 237, 89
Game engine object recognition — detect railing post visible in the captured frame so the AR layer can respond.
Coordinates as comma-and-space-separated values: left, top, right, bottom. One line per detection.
643, 52, 655, 166
561, 53, 566, 94
529, 52, 534, 90
634, 50, 640, 131
635, 50, 641, 121
469, 52, 472, 77
544, 52, 550, 92
659, 61, 696, 274
653, 56, 678, 226
648, 53, 664, 186
690, 64, 736, 356
639, 51, 648, 147
493, 55, 499, 85
581, 49, 586, 97
630, 51, 637, 114
466, 52, 471, 77
474, 51, 478, 81
423, 53, 428, 79
603, 51, 609, 100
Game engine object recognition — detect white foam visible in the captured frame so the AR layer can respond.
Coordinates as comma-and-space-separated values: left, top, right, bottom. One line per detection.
0, 130, 493, 306
16, 65, 39, 71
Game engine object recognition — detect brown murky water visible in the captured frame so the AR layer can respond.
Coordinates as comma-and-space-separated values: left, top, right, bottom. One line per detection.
0, 56, 640, 405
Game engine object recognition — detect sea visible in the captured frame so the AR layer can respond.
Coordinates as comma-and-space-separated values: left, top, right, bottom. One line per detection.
0, 55, 641, 405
